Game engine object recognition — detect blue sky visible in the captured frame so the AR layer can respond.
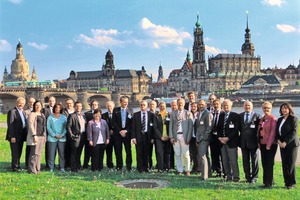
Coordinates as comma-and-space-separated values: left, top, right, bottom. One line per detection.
0, 0, 299, 81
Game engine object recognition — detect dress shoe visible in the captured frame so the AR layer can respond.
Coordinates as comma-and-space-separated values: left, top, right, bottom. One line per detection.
176, 171, 183, 175
157, 169, 163, 173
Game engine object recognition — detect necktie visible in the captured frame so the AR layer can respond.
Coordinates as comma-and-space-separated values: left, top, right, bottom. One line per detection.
177, 111, 181, 131
142, 112, 146, 132
245, 113, 249, 124
109, 113, 112, 120
121, 109, 126, 128
223, 113, 229, 136
213, 112, 219, 132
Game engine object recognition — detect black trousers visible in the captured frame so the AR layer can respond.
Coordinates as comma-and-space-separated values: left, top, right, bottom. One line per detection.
114, 136, 132, 170
64, 135, 71, 169
148, 142, 154, 169
280, 145, 298, 187
25, 145, 30, 168
82, 132, 92, 168
70, 136, 85, 172
135, 133, 151, 172
106, 135, 115, 168
260, 144, 277, 186
189, 137, 200, 172
10, 140, 24, 170
155, 139, 171, 170
170, 142, 175, 169
91, 144, 106, 171
210, 135, 222, 173
241, 147, 259, 182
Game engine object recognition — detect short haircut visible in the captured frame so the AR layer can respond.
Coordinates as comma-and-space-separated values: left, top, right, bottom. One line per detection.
187, 91, 195, 96
65, 98, 74, 103
52, 103, 64, 114
158, 101, 166, 106
93, 108, 102, 115
120, 96, 129, 102
90, 99, 99, 106
74, 101, 82, 106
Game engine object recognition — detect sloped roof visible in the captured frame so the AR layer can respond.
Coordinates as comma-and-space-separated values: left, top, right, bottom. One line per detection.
242, 75, 281, 85
212, 53, 253, 59
115, 69, 138, 78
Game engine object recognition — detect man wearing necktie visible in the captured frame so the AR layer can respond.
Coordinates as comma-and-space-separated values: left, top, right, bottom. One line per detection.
66, 101, 86, 172
169, 98, 193, 176
217, 99, 240, 182
239, 101, 260, 184
113, 96, 133, 171
131, 100, 154, 173
102, 100, 115, 170
6, 97, 28, 172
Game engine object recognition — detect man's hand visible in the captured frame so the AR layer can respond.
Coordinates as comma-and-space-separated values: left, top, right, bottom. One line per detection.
11, 137, 16, 143
131, 138, 137, 144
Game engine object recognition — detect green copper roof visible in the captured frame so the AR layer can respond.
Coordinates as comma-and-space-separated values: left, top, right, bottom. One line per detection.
186, 50, 191, 61
195, 14, 201, 28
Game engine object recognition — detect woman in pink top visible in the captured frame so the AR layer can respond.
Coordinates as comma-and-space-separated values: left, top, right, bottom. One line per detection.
258, 101, 277, 188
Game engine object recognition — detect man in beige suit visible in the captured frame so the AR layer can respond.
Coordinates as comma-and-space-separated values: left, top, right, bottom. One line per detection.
195, 100, 213, 180
169, 98, 193, 176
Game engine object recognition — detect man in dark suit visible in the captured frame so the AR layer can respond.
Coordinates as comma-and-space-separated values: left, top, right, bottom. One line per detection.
131, 100, 154, 173
6, 97, 27, 172
62, 98, 75, 169
217, 99, 240, 182
102, 100, 115, 170
239, 101, 260, 184
83, 99, 99, 169
66, 101, 86, 172
42, 96, 56, 169
184, 91, 196, 111
210, 98, 223, 177
113, 96, 133, 171
148, 100, 158, 170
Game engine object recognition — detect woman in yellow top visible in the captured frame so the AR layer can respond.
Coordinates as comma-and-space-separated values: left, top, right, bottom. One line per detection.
153, 101, 171, 172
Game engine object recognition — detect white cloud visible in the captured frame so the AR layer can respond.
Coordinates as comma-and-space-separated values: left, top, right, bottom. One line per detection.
140, 17, 192, 48
205, 45, 228, 55
276, 24, 300, 33
261, 0, 286, 7
28, 42, 48, 50
0, 40, 12, 52
8, 0, 23, 4
76, 28, 129, 48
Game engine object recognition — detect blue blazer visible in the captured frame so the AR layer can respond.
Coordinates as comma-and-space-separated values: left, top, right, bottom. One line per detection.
87, 119, 110, 146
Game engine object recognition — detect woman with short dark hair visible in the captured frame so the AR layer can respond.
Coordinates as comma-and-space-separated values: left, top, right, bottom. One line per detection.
276, 102, 299, 189
87, 109, 110, 171
47, 103, 67, 172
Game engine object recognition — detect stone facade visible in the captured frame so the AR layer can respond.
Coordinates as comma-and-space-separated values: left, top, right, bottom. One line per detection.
66, 50, 152, 96
2, 41, 37, 83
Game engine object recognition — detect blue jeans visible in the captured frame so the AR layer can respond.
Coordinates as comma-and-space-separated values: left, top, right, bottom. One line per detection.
47, 141, 66, 170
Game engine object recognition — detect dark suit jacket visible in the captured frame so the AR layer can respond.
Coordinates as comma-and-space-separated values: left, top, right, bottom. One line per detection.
239, 111, 260, 149
66, 112, 86, 139
42, 106, 53, 120
102, 112, 114, 131
87, 119, 110, 146
131, 111, 154, 141
276, 115, 300, 147
113, 107, 134, 138
6, 107, 27, 142
153, 111, 170, 139
84, 110, 94, 124
217, 111, 240, 148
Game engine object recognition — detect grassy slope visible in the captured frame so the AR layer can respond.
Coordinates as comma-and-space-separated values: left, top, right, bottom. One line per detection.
0, 127, 300, 200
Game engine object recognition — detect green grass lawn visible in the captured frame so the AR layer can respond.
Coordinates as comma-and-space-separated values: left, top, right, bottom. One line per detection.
0, 126, 300, 199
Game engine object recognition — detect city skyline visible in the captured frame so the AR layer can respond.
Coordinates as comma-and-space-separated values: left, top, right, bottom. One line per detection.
0, 0, 299, 81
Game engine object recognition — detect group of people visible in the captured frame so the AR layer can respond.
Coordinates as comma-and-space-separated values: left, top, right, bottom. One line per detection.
5, 93, 299, 189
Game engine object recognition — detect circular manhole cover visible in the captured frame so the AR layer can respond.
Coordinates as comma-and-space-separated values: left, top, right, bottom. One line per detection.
115, 179, 169, 189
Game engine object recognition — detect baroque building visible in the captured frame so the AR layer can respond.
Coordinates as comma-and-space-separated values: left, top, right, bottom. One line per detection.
66, 50, 152, 96
160, 14, 262, 96
2, 41, 38, 83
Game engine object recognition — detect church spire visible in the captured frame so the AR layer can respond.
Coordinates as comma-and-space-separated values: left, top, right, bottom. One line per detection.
241, 11, 255, 56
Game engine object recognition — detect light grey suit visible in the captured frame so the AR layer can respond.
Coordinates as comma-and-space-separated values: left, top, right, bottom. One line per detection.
169, 109, 193, 172
195, 108, 213, 179
169, 109, 193, 143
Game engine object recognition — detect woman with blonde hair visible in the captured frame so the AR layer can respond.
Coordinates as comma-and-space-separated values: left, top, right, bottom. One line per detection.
258, 101, 277, 188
